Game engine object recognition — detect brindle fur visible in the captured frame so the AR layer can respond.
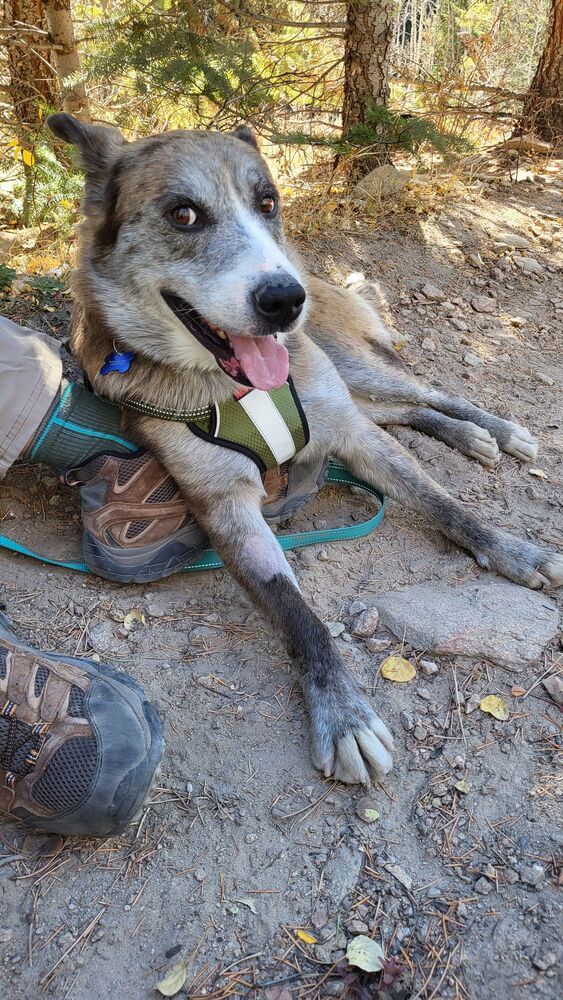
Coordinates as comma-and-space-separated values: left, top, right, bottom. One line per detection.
48, 114, 563, 786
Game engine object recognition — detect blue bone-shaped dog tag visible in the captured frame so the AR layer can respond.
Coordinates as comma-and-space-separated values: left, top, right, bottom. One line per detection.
100, 350, 136, 375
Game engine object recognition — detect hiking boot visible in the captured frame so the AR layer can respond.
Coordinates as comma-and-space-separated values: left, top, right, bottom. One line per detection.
0, 610, 163, 837
66, 450, 328, 584
66, 451, 209, 584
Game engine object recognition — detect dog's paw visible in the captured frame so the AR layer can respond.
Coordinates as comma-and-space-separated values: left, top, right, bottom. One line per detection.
305, 678, 393, 785
501, 423, 538, 462
464, 424, 500, 468
477, 534, 563, 590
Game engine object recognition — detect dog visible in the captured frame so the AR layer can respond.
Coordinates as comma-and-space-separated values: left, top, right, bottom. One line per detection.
47, 114, 563, 786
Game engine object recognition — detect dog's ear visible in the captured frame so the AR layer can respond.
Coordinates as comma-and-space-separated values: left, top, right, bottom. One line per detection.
231, 124, 259, 150
48, 113, 127, 209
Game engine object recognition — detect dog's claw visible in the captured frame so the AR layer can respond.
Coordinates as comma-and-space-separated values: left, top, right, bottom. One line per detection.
309, 682, 394, 786
503, 424, 538, 462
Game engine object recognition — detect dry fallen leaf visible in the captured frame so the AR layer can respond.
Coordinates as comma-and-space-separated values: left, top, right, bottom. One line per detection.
123, 608, 146, 631
455, 779, 470, 794
156, 962, 187, 997
528, 468, 547, 479
346, 934, 385, 972
511, 686, 526, 698
380, 656, 416, 682
479, 694, 509, 721
296, 929, 317, 945
232, 897, 257, 914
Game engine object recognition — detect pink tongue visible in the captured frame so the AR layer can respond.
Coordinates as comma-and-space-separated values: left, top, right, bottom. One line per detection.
228, 334, 289, 391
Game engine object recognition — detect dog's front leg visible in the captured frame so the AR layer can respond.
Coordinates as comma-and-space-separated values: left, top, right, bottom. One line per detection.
190, 478, 393, 785
334, 414, 563, 590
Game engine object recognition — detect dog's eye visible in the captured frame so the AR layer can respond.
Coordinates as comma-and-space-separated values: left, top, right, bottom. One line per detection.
171, 206, 198, 227
259, 195, 276, 215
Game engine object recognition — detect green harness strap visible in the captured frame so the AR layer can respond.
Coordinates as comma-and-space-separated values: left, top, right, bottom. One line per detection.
0, 463, 385, 575
188, 380, 309, 473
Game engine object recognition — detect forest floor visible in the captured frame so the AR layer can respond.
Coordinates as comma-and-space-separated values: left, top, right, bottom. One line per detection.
0, 153, 561, 999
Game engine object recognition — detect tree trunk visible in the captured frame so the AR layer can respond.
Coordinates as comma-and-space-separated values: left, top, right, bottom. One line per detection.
44, 0, 91, 121
520, 0, 563, 142
3, 0, 58, 129
342, 0, 394, 132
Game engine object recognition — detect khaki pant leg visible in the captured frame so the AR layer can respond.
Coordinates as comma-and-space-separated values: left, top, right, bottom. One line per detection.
0, 316, 62, 478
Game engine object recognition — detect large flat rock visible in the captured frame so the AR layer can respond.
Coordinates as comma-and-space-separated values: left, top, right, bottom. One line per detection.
374, 581, 559, 668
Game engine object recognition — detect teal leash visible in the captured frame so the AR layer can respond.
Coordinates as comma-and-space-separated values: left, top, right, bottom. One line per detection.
0, 462, 385, 575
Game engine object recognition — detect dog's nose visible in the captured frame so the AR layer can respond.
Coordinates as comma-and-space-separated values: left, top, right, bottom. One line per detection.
253, 279, 306, 330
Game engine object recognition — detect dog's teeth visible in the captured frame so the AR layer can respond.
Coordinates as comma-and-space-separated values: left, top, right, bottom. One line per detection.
217, 330, 227, 341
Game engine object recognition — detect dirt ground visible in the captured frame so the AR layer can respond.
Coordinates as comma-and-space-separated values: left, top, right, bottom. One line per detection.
1, 159, 561, 999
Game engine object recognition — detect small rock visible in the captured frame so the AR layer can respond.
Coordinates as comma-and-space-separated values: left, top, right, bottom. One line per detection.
194, 868, 206, 882
349, 600, 367, 615
475, 877, 492, 895
451, 318, 469, 331
311, 907, 329, 930
314, 942, 334, 964
366, 638, 391, 653
317, 549, 330, 561
146, 603, 166, 618
323, 983, 345, 998
347, 919, 369, 934
465, 694, 481, 715
508, 315, 526, 327
427, 886, 442, 899
352, 607, 379, 638
421, 283, 447, 302
352, 163, 407, 201
413, 725, 427, 741
0, 929, 13, 944
470, 295, 496, 314
467, 252, 483, 267
421, 337, 436, 351
417, 687, 431, 700
464, 351, 482, 367
532, 952, 557, 972
327, 621, 345, 638
542, 674, 562, 706
494, 233, 531, 249
505, 869, 519, 885
513, 256, 543, 276
400, 711, 414, 732
356, 796, 380, 823
420, 659, 439, 676
520, 864, 544, 887
536, 372, 554, 386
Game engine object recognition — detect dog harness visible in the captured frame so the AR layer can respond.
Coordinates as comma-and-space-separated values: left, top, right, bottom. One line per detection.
187, 380, 309, 473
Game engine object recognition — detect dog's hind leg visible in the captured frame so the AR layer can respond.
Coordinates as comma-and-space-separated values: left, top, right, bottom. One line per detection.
328, 339, 538, 462
353, 397, 501, 468
333, 409, 562, 589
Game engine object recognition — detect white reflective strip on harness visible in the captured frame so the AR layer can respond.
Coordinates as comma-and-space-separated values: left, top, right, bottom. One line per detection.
238, 390, 297, 463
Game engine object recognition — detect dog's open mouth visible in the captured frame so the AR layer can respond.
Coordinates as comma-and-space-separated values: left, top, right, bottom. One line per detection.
162, 291, 289, 391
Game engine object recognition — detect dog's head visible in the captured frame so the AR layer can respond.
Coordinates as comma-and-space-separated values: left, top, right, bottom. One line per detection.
48, 115, 307, 391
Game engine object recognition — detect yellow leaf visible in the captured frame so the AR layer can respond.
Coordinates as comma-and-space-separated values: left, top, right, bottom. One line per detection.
7, 138, 20, 149
380, 656, 416, 683
346, 935, 384, 972
123, 608, 146, 631
155, 963, 187, 997
296, 929, 317, 944
455, 779, 470, 794
479, 694, 509, 721
21, 149, 35, 167
59, 199, 73, 210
